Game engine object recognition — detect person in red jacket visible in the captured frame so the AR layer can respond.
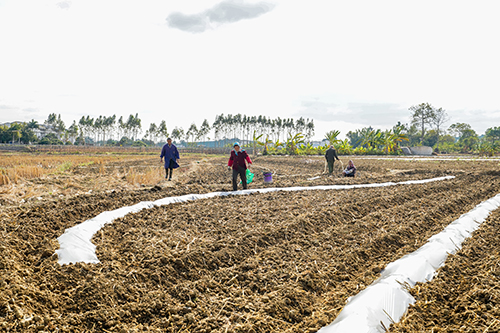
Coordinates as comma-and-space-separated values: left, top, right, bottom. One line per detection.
228, 142, 252, 191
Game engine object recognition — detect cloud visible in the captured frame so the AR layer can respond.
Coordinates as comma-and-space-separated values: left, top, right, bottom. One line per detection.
346, 103, 409, 126
166, 0, 275, 33
166, 12, 208, 33
0, 105, 41, 123
0, 104, 17, 112
297, 100, 409, 127
208, 1, 274, 23
296, 100, 341, 122
450, 109, 500, 135
22, 107, 40, 114
56, 1, 72, 10
0, 105, 21, 123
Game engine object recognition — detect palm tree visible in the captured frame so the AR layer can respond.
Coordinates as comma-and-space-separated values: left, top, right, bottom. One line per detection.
325, 130, 341, 146
252, 130, 264, 155
391, 126, 409, 152
337, 139, 353, 155
382, 130, 395, 154
263, 134, 273, 155
27, 119, 39, 129
286, 133, 305, 155
359, 128, 382, 150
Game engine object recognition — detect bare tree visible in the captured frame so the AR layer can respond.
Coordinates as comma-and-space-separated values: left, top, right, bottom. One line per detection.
409, 103, 436, 144
432, 107, 450, 151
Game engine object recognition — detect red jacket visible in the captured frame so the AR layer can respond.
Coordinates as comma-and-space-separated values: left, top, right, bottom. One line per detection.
228, 149, 252, 170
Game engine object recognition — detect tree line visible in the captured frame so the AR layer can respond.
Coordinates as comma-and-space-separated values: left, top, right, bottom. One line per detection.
0, 113, 315, 148
1, 104, 499, 155
339, 103, 500, 155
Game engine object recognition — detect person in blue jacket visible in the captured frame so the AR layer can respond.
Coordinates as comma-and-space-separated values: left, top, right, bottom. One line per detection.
160, 138, 180, 181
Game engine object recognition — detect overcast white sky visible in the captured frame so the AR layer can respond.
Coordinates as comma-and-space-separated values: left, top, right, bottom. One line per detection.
1, 0, 499, 140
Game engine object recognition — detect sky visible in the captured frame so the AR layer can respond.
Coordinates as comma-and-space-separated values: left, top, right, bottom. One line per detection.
1, 0, 499, 140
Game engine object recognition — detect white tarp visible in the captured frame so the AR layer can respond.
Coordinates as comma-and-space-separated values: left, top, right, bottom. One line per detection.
356, 156, 500, 162
317, 193, 500, 333
56, 175, 454, 265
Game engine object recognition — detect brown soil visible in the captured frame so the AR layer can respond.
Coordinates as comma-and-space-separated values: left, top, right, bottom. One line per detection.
0, 154, 499, 332
390, 209, 500, 332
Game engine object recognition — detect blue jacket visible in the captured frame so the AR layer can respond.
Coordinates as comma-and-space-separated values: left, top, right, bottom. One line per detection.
160, 144, 180, 169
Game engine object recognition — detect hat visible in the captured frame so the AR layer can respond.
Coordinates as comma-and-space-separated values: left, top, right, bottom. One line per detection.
233, 142, 240, 147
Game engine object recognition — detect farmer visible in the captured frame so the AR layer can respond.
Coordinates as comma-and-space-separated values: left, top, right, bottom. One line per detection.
160, 138, 180, 181
228, 142, 252, 191
343, 160, 356, 177
325, 145, 340, 175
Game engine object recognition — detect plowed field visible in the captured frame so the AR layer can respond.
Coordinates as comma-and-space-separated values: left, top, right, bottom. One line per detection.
391, 206, 500, 332
1, 154, 499, 332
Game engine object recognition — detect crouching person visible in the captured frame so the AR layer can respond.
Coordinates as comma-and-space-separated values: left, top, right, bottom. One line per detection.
343, 160, 356, 177
228, 142, 252, 191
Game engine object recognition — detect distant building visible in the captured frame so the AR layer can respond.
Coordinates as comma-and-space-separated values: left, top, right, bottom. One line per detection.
32, 124, 57, 140
311, 139, 328, 147
196, 138, 250, 148
0, 121, 56, 140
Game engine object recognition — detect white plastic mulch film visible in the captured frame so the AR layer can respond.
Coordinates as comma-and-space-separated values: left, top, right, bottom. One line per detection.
54, 175, 500, 332
317, 193, 500, 333
56, 176, 455, 265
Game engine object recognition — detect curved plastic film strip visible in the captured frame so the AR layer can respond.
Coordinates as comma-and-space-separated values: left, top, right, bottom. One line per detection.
56, 175, 454, 265
317, 192, 500, 333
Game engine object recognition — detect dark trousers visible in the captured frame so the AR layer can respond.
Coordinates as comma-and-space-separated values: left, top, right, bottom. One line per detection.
232, 166, 247, 191
165, 159, 175, 179
327, 160, 335, 174
165, 168, 172, 179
